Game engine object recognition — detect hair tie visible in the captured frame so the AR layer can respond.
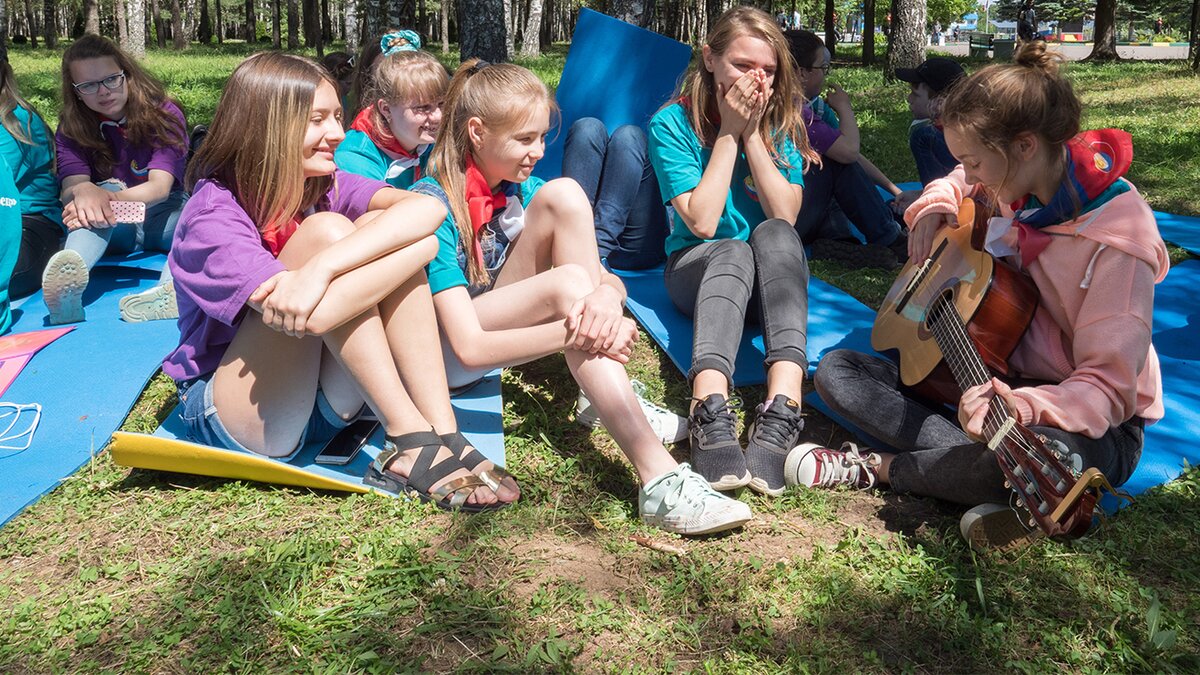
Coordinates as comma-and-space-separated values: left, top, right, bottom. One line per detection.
380, 30, 421, 55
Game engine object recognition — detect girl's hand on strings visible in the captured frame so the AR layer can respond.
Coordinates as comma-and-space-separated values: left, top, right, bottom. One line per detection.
909, 211, 958, 262
958, 377, 1021, 442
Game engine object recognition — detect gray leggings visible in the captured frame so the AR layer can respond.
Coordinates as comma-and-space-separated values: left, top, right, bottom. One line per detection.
664, 218, 810, 384
813, 349, 1144, 505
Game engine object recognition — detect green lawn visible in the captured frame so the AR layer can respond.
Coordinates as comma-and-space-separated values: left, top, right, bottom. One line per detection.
1, 42, 1198, 672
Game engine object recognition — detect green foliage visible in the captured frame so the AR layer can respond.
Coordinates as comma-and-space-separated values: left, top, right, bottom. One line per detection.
927, 0, 978, 29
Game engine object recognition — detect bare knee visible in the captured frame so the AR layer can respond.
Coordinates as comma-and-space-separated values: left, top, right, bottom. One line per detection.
531, 179, 591, 223
552, 263, 595, 316
278, 212, 356, 268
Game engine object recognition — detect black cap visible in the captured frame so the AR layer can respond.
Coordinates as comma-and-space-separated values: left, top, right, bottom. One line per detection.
895, 57, 966, 94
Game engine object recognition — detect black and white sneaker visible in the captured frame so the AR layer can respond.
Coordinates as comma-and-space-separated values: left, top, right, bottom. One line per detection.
688, 394, 750, 491
745, 395, 805, 496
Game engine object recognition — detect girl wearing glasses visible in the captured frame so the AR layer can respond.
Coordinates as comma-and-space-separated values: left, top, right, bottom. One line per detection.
42, 34, 189, 325
336, 32, 447, 190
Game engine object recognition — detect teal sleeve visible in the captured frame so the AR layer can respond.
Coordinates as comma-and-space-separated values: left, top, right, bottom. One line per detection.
819, 99, 841, 130
779, 136, 806, 187
0, 154, 22, 334
648, 106, 703, 204
334, 131, 387, 182
426, 217, 469, 295
520, 175, 546, 207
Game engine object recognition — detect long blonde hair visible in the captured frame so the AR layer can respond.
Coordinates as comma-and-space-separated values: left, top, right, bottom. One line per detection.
0, 59, 48, 147
186, 52, 338, 237
426, 59, 556, 287
676, 6, 817, 168
59, 34, 186, 178
367, 50, 450, 146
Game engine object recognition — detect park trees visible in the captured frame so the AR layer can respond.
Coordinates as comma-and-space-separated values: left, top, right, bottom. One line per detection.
885, 0, 926, 78
1090, 0, 1120, 59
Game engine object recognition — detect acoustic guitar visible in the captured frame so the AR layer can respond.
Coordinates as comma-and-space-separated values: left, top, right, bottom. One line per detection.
871, 197, 1130, 540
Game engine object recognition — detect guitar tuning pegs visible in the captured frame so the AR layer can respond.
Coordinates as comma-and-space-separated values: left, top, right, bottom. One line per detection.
1004, 481, 1011, 489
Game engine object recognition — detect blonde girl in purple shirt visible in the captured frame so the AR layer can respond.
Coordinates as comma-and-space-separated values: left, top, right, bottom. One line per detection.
43, 34, 189, 325
164, 52, 516, 511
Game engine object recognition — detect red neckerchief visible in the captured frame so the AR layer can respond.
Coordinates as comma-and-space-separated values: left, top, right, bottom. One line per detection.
464, 155, 508, 271
98, 113, 127, 138
350, 105, 422, 162
262, 214, 302, 257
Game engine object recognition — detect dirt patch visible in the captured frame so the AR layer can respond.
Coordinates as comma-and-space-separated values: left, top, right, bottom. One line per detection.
500, 534, 637, 602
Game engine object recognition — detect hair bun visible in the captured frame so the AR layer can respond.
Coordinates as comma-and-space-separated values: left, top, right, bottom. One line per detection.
1013, 40, 1061, 76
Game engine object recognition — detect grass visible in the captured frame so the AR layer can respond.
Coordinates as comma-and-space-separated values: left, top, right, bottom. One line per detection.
2, 42, 1199, 672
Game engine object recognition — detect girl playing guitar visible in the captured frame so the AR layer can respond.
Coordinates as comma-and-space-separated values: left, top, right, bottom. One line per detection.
787, 41, 1169, 551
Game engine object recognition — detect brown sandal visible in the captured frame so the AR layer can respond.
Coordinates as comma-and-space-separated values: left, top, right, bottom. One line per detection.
363, 430, 506, 512
440, 431, 519, 499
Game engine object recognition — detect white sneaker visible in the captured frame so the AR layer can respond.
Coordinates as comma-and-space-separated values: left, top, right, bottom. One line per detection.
42, 250, 89, 325
784, 442, 881, 490
119, 281, 179, 322
959, 503, 1043, 553
576, 379, 688, 444
639, 463, 753, 536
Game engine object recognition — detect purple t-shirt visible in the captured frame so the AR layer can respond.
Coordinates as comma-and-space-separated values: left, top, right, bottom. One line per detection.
801, 104, 841, 157
163, 170, 390, 381
55, 100, 188, 189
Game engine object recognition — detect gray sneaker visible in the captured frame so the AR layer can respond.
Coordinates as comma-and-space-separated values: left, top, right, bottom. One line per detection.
119, 281, 179, 322
959, 503, 1044, 553
42, 250, 89, 325
639, 463, 753, 535
688, 394, 751, 490
746, 394, 805, 496
576, 379, 687, 444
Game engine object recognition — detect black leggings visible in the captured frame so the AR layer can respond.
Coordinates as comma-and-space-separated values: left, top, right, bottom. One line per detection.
10, 213, 63, 299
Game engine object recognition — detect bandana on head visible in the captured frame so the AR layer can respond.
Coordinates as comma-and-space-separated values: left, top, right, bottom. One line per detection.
349, 104, 427, 181
464, 155, 511, 271
1009, 129, 1133, 266
380, 30, 421, 56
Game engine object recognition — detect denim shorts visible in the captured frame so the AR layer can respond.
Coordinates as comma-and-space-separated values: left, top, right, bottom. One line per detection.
177, 374, 356, 458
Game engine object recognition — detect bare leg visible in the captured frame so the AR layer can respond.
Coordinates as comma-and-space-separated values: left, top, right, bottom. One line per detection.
211, 212, 495, 504
690, 370, 730, 413
764, 361, 805, 405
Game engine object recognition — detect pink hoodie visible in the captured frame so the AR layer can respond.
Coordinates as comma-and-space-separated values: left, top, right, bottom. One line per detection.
905, 166, 1169, 439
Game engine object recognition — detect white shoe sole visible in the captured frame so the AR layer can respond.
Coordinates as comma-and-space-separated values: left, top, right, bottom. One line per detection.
642, 504, 753, 536
747, 477, 787, 497
42, 250, 89, 325
119, 282, 179, 322
708, 471, 752, 491
783, 443, 822, 487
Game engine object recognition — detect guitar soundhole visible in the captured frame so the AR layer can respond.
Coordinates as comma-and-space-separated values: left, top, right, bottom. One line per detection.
920, 287, 957, 339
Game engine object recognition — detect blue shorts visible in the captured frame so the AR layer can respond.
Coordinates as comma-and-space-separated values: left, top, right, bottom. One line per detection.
177, 374, 358, 459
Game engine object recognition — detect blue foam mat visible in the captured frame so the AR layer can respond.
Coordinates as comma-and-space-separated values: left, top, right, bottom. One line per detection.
142, 372, 505, 488
1, 253, 177, 527
1152, 211, 1200, 256
535, 9, 692, 182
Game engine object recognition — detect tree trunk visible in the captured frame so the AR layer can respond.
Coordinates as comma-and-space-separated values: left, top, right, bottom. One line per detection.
271, 0, 280, 47
883, 0, 924, 80
170, 0, 185, 47
23, 0, 37, 48
520, 0, 542, 56
302, 0, 315, 45
344, 0, 357, 53
417, 0, 424, 39
84, 0, 101, 33
286, 0, 297, 49
197, 0, 211, 42
440, 0, 449, 52
42, 0, 56, 47
1191, 0, 1200, 71
0, 0, 8, 63
215, 0, 222, 43
501, 0, 512, 56
115, 0, 129, 44
126, 0, 145, 54
244, 0, 254, 41
1088, 0, 1119, 60
861, 0, 875, 65
321, 0, 330, 43
459, 0, 506, 62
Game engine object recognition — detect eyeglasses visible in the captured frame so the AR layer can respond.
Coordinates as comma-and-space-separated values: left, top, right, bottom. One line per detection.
73, 71, 126, 96
806, 63, 832, 75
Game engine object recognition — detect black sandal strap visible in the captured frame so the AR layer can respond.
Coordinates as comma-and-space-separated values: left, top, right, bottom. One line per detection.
440, 431, 488, 469
373, 430, 444, 475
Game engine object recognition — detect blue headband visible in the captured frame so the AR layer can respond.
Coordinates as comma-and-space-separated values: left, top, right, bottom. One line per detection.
380, 30, 421, 56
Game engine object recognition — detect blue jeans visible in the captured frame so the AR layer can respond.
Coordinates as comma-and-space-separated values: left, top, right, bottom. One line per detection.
177, 373, 356, 459
795, 159, 902, 246
63, 187, 188, 284
910, 123, 958, 186
562, 118, 668, 270
663, 219, 810, 384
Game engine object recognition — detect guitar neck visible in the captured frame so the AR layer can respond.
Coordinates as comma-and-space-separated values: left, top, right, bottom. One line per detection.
926, 296, 1013, 439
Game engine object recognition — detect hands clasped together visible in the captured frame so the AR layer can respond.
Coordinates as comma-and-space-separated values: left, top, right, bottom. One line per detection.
716, 68, 773, 140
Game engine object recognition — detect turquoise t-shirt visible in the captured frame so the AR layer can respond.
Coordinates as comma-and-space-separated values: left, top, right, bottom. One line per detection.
0, 154, 24, 334
0, 106, 62, 227
411, 174, 546, 296
647, 103, 807, 257
809, 97, 841, 130
335, 129, 429, 190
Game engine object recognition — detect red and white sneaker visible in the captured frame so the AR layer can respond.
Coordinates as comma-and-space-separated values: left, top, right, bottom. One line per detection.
784, 442, 881, 490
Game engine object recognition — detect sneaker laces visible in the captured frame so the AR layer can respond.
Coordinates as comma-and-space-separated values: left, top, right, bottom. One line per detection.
690, 395, 741, 444
752, 403, 802, 449
659, 464, 722, 513
811, 443, 880, 489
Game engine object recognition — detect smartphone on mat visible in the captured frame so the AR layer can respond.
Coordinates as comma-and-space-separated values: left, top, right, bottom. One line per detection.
314, 419, 378, 465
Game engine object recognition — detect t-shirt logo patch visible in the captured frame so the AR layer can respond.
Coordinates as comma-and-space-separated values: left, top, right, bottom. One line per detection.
743, 175, 759, 202
0, 197, 15, 208
130, 159, 150, 177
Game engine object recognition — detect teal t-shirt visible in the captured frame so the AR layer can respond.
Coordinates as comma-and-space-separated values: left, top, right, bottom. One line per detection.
809, 97, 841, 130
411, 174, 546, 295
647, 103, 807, 257
0, 154, 24, 334
0, 106, 62, 227
335, 129, 429, 190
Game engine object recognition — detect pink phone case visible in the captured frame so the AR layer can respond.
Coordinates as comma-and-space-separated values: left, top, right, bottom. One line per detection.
110, 200, 146, 224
